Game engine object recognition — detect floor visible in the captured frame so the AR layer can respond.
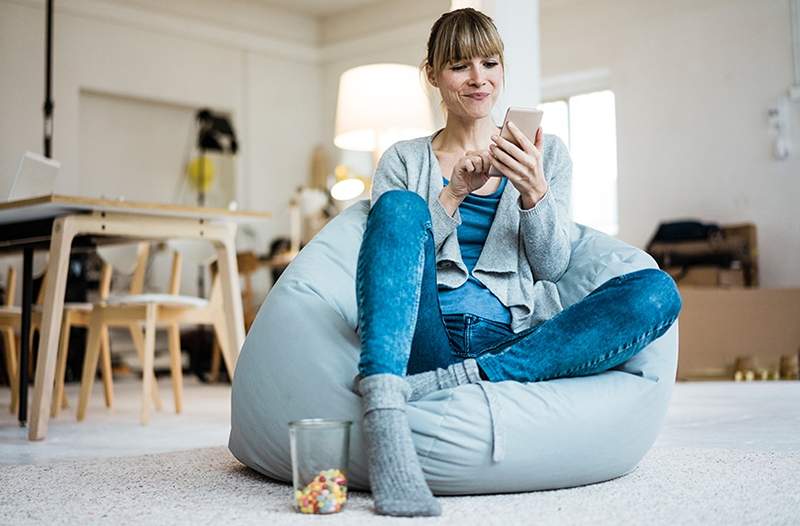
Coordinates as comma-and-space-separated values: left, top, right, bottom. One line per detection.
1, 379, 798, 525
0, 376, 231, 464
653, 381, 799, 453
2, 378, 798, 463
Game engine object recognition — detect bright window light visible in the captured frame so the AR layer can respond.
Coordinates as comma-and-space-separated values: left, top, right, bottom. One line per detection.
538, 100, 569, 149
538, 90, 618, 236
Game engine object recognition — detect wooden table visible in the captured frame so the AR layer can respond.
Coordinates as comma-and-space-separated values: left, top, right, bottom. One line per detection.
0, 194, 270, 440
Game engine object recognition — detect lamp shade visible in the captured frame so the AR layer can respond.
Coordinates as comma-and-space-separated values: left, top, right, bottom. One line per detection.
330, 178, 365, 201
334, 64, 434, 158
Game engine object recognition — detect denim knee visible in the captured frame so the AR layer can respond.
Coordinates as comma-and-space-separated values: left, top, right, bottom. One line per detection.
635, 268, 683, 323
368, 190, 431, 232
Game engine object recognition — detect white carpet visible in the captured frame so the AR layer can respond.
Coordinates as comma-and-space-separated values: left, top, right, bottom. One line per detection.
2, 381, 799, 524
2, 444, 798, 525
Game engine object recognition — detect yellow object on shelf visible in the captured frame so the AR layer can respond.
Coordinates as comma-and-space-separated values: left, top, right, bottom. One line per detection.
186, 156, 216, 192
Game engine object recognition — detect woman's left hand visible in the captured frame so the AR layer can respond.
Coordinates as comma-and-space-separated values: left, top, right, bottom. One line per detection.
488, 122, 548, 209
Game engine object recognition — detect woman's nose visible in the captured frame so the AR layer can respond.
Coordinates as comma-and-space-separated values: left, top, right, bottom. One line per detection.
469, 66, 486, 86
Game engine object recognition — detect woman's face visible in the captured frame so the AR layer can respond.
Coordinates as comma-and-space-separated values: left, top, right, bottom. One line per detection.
430, 54, 503, 120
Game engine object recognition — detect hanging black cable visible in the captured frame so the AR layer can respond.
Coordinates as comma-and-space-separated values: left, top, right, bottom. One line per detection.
43, 0, 54, 158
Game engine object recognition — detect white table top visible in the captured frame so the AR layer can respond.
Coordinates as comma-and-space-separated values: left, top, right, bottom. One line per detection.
0, 194, 271, 225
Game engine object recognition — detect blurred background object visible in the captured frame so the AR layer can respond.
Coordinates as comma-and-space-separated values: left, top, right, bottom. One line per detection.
182, 109, 239, 208
334, 63, 434, 169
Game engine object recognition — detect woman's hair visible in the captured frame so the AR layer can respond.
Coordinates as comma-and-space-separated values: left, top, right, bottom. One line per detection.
421, 7, 505, 82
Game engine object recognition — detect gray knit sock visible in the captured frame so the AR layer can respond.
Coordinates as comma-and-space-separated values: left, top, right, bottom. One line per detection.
405, 359, 482, 401
350, 359, 482, 401
359, 374, 441, 517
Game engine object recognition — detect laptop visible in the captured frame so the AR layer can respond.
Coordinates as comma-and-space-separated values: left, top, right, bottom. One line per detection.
1, 151, 60, 201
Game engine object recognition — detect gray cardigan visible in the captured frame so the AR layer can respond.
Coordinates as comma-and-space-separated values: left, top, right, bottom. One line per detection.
369, 131, 573, 333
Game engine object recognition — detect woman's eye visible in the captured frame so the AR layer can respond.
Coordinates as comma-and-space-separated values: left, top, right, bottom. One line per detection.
451, 64, 466, 71
484, 61, 498, 68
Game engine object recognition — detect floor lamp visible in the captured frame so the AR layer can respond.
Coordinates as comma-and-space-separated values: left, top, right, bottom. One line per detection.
333, 63, 434, 200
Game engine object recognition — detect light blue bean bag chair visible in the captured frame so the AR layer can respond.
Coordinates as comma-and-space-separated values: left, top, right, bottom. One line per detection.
229, 200, 679, 494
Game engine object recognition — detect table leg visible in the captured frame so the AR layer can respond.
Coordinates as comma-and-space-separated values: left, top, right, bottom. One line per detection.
214, 232, 245, 378
29, 217, 75, 440
18, 247, 33, 427
141, 303, 157, 425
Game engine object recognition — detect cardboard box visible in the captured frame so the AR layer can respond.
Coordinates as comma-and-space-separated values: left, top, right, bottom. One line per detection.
665, 266, 746, 287
648, 222, 758, 286
676, 287, 800, 380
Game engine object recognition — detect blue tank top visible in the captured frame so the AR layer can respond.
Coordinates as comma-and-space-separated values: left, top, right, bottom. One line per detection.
438, 177, 511, 324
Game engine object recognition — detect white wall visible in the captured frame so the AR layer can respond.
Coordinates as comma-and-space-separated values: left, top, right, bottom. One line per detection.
0, 0, 322, 260
468, 0, 542, 116
540, 0, 800, 287
77, 91, 213, 204
7, 0, 791, 294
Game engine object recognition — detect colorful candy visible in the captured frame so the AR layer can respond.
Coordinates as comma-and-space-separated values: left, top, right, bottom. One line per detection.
294, 469, 348, 514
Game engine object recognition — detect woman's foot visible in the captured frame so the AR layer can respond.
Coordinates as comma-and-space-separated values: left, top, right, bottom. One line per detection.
359, 374, 442, 517
405, 359, 482, 401
352, 359, 482, 402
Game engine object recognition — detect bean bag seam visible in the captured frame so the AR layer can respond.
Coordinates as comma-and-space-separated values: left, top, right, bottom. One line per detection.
417, 390, 455, 461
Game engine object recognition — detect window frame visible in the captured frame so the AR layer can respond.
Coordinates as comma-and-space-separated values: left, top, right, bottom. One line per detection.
538, 72, 619, 235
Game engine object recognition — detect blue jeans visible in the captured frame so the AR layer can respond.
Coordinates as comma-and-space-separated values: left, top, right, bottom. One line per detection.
356, 190, 682, 382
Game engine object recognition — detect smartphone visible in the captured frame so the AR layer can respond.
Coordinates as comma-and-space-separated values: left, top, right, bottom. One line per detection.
488, 106, 544, 177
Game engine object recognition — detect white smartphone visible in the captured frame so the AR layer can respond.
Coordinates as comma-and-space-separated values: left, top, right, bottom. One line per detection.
488, 107, 544, 177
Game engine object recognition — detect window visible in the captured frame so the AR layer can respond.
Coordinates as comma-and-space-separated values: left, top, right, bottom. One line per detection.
537, 90, 618, 236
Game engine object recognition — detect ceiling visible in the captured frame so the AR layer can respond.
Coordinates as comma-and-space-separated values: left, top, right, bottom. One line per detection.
255, 0, 387, 17
260, 0, 577, 18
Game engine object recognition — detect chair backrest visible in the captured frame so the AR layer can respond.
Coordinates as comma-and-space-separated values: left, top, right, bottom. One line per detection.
1, 152, 60, 201
95, 243, 151, 299
97, 240, 216, 298
155, 240, 217, 298
4, 245, 151, 306
3, 267, 15, 308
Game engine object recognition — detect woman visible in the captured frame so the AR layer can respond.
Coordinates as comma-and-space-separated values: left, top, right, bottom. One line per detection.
355, 8, 681, 517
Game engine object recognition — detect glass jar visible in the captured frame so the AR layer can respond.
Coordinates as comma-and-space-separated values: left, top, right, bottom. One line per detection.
289, 418, 352, 514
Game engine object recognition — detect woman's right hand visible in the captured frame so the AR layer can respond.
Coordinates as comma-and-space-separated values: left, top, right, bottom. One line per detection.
448, 150, 492, 198
439, 150, 491, 215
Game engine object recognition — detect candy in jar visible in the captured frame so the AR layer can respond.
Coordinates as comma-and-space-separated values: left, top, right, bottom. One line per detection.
294, 469, 348, 514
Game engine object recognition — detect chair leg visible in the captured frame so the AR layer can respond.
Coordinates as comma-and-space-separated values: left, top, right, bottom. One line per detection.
129, 324, 163, 411
140, 304, 157, 425
211, 318, 230, 382
2, 328, 19, 414
208, 340, 221, 383
28, 323, 38, 378
99, 325, 114, 409
167, 324, 183, 414
77, 315, 103, 422
51, 311, 72, 417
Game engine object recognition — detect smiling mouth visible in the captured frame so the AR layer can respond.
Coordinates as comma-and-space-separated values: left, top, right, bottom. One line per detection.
465, 93, 489, 100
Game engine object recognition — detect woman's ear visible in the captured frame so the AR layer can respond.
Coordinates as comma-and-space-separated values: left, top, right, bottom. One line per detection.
426, 65, 438, 88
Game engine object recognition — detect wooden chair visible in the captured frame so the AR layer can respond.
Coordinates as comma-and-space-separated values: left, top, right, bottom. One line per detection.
49, 243, 164, 418
236, 251, 266, 332
0, 254, 125, 416
1, 267, 20, 412
77, 241, 229, 424
35, 272, 105, 417
205, 251, 261, 383
0, 263, 113, 415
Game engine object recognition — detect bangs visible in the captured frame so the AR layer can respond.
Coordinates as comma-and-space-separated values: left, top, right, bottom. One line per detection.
429, 10, 504, 73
